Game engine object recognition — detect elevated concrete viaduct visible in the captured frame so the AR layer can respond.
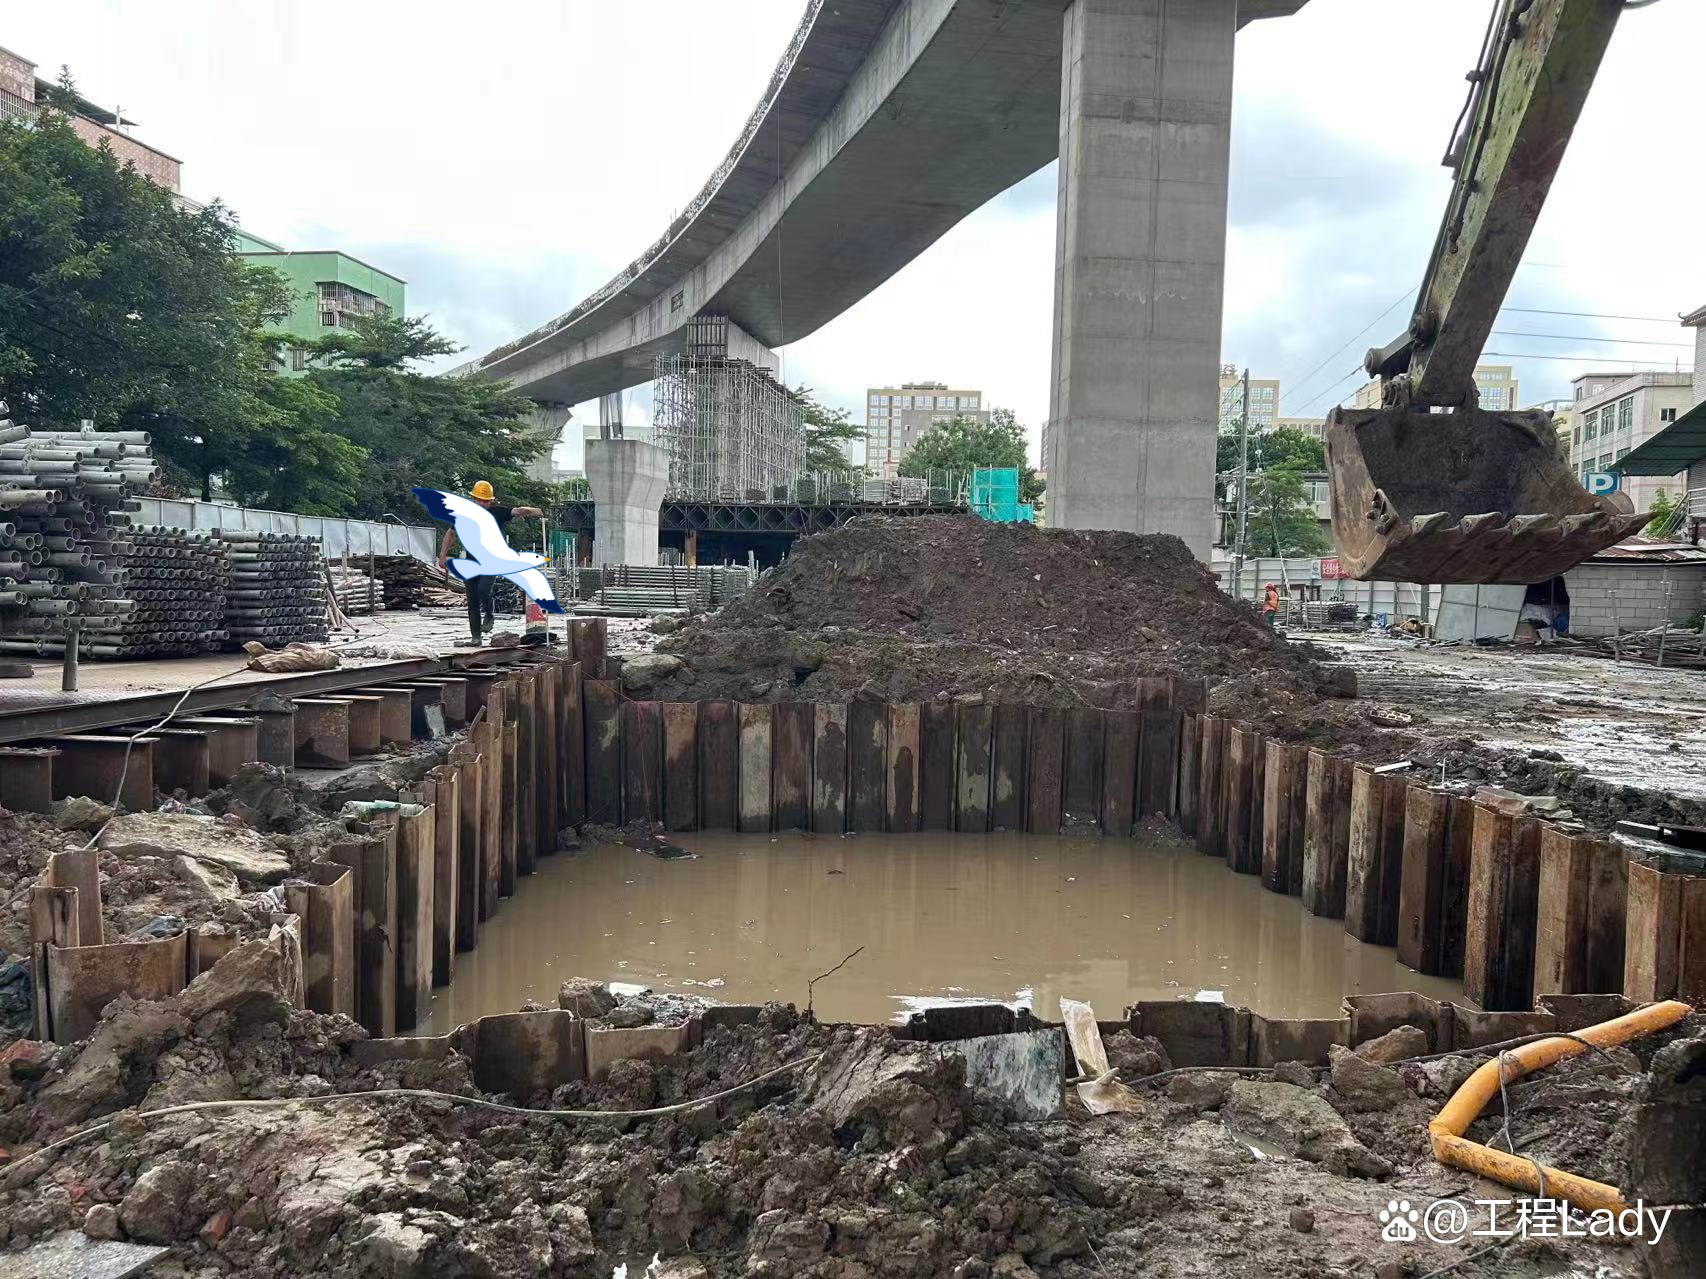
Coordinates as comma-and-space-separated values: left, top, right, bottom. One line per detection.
478, 0, 1310, 557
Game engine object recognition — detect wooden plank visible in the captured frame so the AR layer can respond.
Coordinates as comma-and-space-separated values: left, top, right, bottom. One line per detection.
1026, 706, 1063, 835
621, 700, 663, 825
772, 702, 813, 831
1101, 710, 1139, 837
1176, 713, 1199, 837
1260, 743, 1305, 896
847, 702, 887, 832
738, 703, 773, 833
1063, 707, 1104, 826
1302, 751, 1350, 918
1396, 785, 1451, 974
698, 701, 739, 830
1138, 678, 1175, 817
582, 679, 622, 826
1195, 716, 1224, 856
1463, 805, 1543, 1011
919, 702, 957, 831
662, 703, 699, 833
813, 703, 849, 835
990, 704, 1026, 832
562, 662, 586, 826
954, 704, 994, 833
886, 704, 921, 832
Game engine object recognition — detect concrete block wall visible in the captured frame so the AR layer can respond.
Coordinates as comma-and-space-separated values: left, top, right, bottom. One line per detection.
1564, 564, 1706, 637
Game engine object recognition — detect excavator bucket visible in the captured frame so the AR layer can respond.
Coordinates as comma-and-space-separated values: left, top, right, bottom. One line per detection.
1325, 403, 1648, 585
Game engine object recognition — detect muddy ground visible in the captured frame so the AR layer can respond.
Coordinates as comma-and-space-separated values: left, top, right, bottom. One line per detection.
1, 955, 1695, 1278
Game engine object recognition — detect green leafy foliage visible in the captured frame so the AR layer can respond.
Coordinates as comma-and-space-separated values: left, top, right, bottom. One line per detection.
795, 386, 864, 477
1245, 466, 1330, 557
1215, 425, 1325, 479
0, 111, 362, 508
898, 407, 1044, 503
305, 315, 553, 521
1644, 488, 1678, 537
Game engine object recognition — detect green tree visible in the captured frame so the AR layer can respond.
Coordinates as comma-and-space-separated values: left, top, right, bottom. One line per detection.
1644, 488, 1678, 537
795, 386, 864, 477
1246, 466, 1330, 556
1215, 425, 1325, 479
899, 407, 1044, 503
0, 109, 360, 506
306, 315, 553, 521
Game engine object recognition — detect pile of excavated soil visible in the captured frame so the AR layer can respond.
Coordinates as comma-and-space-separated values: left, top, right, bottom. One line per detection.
648, 517, 1344, 714
0, 957, 1691, 1278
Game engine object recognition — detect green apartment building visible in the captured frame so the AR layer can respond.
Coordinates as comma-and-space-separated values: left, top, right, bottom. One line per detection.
233, 228, 406, 372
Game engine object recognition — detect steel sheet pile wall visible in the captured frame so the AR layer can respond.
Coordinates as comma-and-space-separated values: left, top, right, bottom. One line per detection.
220, 531, 329, 646
29, 628, 1700, 1064
0, 414, 163, 658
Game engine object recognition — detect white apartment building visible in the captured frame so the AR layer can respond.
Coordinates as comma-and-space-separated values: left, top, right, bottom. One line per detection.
865, 382, 984, 476
1568, 371, 1695, 514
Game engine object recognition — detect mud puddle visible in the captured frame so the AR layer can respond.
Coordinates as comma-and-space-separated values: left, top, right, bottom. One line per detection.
423, 832, 1459, 1030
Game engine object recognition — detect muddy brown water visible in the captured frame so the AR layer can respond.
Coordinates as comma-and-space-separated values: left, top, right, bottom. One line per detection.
422, 832, 1462, 1032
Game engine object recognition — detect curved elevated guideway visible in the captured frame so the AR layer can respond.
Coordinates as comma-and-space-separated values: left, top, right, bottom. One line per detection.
479, 0, 1311, 554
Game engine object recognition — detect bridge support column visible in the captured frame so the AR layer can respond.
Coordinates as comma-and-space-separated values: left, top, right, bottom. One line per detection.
585, 439, 668, 567
1047, 0, 1236, 559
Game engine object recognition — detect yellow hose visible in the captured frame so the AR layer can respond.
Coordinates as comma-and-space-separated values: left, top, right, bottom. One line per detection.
1428, 1000, 1692, 1212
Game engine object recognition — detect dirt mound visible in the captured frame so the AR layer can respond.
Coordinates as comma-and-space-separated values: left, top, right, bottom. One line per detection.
650, 517, 1337, 712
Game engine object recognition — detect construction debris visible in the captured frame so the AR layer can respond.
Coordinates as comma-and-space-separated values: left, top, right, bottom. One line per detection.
367, 554, 462, 610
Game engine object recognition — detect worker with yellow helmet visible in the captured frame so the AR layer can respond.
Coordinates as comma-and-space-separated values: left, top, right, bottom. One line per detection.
436, 481, 544, 643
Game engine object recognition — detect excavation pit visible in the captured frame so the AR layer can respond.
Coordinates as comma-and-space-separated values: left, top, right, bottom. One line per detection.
420, 831, 1461, 1032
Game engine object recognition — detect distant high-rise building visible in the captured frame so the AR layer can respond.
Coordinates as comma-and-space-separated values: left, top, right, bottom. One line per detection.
865, 382, 984, 476
1350, 363, 1518, 411
1276, 416, 1326, 440
1218, 365, 1280, 432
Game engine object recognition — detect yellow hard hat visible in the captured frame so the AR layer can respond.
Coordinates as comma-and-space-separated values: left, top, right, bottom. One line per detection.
470, 480, 495, 500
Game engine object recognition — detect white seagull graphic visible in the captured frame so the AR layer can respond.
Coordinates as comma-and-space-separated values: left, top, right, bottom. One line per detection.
412, 487, 564, 614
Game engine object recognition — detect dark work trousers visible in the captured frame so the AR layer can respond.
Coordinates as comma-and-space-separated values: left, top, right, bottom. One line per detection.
466, 575, 495, 640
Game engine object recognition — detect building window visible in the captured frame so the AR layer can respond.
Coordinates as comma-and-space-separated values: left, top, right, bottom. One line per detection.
1619, 398, 1634, 432
1660, 408, 1678, 424
1584, 411, 1597, 440
1616, 448, 1630, 461
290, 347, 310, 372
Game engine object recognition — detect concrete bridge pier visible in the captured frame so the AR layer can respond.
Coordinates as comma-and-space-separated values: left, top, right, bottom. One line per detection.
1047, 0, 1237, 560
585, 439, 669, 567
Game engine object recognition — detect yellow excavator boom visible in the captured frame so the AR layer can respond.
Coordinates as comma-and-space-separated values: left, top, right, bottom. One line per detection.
1326, 0, 1649, 584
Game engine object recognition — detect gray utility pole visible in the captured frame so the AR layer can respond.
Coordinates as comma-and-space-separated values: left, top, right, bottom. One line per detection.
1232, 368, 1252, 601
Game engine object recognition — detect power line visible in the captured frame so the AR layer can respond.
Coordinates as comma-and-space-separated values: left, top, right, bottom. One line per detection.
1482, 350, 1689, 367
1489, 330, 1694, 349
1290, 366, 1367, 417
1502, 306, 1679, 323
1276, 286, 1414, 414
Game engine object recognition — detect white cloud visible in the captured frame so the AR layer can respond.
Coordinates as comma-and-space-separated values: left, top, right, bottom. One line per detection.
10, 0, 1703, 468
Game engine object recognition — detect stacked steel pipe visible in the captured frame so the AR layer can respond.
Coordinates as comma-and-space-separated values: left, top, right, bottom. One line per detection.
219, 531, 330, 646
369, 553, 462, 609
0, 412, 168, 658
98, 526, 230, 654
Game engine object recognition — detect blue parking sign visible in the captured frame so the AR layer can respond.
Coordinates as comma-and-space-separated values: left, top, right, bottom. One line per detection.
1585, 471, 1619, 496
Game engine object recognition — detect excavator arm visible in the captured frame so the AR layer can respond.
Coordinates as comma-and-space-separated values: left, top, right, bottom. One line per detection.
1325, 0, 1649, 584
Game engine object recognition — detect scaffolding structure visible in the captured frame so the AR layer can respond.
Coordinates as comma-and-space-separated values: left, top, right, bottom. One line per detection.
651, 352, 805, 500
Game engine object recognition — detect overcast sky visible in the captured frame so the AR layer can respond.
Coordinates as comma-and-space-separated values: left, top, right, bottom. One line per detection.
7, 0, 1704, 467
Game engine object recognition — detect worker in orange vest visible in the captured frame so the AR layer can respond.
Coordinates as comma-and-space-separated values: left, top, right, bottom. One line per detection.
1261, 582, 1280, 632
